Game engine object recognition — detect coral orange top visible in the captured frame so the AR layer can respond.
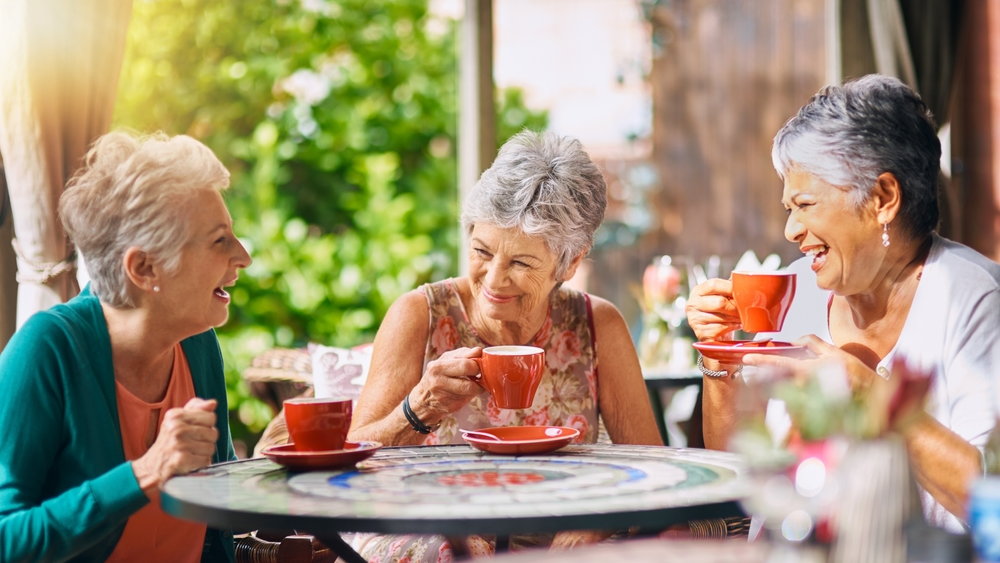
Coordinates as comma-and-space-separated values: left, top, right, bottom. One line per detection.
106, 344, 207, 563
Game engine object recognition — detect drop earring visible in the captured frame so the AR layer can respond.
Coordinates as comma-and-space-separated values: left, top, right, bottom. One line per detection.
881, 223, 890, 248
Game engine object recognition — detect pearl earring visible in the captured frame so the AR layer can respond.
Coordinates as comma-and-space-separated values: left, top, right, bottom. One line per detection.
881, 223, 890, 248
153, 285, 161, 293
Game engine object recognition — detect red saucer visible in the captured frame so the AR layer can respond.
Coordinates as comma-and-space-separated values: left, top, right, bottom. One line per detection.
261, 441, 382, 471
462, 426, 580, 455
693, 340, 806, 364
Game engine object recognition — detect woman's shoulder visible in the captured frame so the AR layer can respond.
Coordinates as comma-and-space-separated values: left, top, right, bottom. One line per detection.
382, 285, 435, 325
929, 235, 1000, 290
9, 292, 104, 349
554, 288, 623, 325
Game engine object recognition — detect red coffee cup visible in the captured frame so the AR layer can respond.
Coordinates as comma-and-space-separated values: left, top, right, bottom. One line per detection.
283, 397, 352, 452
731, 271, 797, 333
473, 345, 546, 409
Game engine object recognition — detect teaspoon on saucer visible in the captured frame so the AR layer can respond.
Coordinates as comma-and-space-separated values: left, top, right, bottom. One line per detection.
460, 429, 502, 441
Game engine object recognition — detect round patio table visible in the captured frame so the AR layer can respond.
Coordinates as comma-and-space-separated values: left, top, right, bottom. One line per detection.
162, 443, 747, 562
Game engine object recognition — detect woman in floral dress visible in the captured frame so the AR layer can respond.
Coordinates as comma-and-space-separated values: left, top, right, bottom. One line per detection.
349, 130, 663, 561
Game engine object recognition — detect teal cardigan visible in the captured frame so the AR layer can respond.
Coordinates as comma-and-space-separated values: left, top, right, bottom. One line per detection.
0, 288, 236, 562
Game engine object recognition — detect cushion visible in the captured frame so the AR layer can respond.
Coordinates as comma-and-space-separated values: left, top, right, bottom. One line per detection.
307, 343, 372, 400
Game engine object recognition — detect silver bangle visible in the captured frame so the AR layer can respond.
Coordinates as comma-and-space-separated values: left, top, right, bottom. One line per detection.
697, 355, 742, 378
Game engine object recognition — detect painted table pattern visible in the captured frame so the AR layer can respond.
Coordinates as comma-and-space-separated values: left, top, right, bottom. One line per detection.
162, 443, 748, 538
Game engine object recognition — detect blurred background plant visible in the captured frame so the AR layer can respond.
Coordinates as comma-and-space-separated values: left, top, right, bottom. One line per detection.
634, 254, 693, 371
113, 0, 547, 451
731, 358, 932, 549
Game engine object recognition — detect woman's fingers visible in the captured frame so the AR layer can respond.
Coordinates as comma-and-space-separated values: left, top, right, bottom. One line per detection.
686, 278, 741, 340
744, 336, 877, 391
409, 348, 488, 415
133, 399, 220, 490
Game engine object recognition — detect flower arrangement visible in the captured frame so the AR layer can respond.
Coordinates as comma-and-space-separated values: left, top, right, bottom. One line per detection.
634, 255, 693, 370
733, 356, 933, 451
732, 357, 933, 548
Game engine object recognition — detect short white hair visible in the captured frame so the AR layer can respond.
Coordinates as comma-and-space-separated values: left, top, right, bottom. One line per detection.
59, 131, 230, 308
461, 130, 607, 279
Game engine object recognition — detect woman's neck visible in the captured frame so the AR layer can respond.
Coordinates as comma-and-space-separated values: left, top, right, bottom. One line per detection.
841, 235, 932, 329
472, 308, 548, 346
458, 281, 551, 346
103, 303, 177, 401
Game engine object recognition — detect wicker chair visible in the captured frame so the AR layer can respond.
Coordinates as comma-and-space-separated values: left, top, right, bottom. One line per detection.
234, 530, 334, 563
242, 347, 314, 416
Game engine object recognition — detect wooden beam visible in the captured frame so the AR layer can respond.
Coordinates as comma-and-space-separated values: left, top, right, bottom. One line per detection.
458, 0, 495, 275
952, 0, 1000, 261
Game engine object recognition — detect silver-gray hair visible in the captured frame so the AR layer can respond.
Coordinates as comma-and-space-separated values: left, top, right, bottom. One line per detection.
771, 74, 940, 237
461, 130, 607, 279
59, 131, 230, 308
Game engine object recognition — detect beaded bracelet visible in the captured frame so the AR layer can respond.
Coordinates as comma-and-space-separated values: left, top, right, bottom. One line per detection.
402, 394, 438, 434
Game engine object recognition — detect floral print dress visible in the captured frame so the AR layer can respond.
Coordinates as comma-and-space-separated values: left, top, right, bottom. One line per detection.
348, 278, 601, 562
422, 278, 600, 444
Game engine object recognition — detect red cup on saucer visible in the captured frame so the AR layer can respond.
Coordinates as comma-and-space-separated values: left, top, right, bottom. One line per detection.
284, 397, 352, 452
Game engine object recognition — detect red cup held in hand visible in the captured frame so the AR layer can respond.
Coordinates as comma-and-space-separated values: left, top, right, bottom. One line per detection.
473, 346, 546, 409
731, 271, 796, 333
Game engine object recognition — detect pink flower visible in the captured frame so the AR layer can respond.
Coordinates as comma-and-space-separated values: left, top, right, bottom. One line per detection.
886, 356, 933, 431
486, 399, 516, 426
547, 330, 581, 372
564, 414, 590, 442
643, 257, 682, 305
532, 315, 553, 347
438, 542, 454, 563
523, 407, 550, 426
584, 367, 597, 400
430, 316, 459, 355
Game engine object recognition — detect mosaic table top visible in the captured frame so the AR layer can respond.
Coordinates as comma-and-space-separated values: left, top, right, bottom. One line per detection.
162, 444, 748, 536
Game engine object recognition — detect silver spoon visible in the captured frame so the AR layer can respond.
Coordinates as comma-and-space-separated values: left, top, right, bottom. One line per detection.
460, 429, 502, 441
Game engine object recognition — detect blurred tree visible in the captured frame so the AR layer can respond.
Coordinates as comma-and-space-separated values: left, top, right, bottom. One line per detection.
113, 0, 546, 445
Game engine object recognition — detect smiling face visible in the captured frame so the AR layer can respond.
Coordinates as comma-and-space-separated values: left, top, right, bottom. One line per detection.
781, 167, 884, 295
157, 189, 251, 334
467, 223, 569, 325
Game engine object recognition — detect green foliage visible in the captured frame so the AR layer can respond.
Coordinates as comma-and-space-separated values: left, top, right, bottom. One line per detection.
113, 0, 546, 445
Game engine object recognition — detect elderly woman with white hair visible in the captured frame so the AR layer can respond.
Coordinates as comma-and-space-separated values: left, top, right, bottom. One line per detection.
0, 131, 252, 561
686, 74, 1000, 531
343, 130, 662, 560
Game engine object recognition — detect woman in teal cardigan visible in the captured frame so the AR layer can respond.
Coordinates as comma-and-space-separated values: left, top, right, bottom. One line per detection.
0, 131, 252, 562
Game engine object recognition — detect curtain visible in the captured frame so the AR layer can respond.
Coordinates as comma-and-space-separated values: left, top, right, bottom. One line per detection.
0, 170, 15, 347
838, 0, 966, 238
0, 0, 132, 328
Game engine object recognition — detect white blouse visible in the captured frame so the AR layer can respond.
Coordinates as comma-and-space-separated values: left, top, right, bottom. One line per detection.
759, 234, 1000, 531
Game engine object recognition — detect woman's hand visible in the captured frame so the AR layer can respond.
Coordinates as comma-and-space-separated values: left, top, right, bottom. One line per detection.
685, 278, 742, 341
743, 335, 877, 391
132, 397, 219, 494
408, 347, 486, 420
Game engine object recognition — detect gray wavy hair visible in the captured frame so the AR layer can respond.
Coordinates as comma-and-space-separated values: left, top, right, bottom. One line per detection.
59, 131, 230, 308
772, 74, 940, 238
461, 130, 607, 280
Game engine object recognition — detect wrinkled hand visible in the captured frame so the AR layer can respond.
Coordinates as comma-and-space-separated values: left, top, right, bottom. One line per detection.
685, 278, 742, 341
743, 335, 877, 391
550, 529, 612, 550
409, 347, 486, 419
132, 397, 219, 493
